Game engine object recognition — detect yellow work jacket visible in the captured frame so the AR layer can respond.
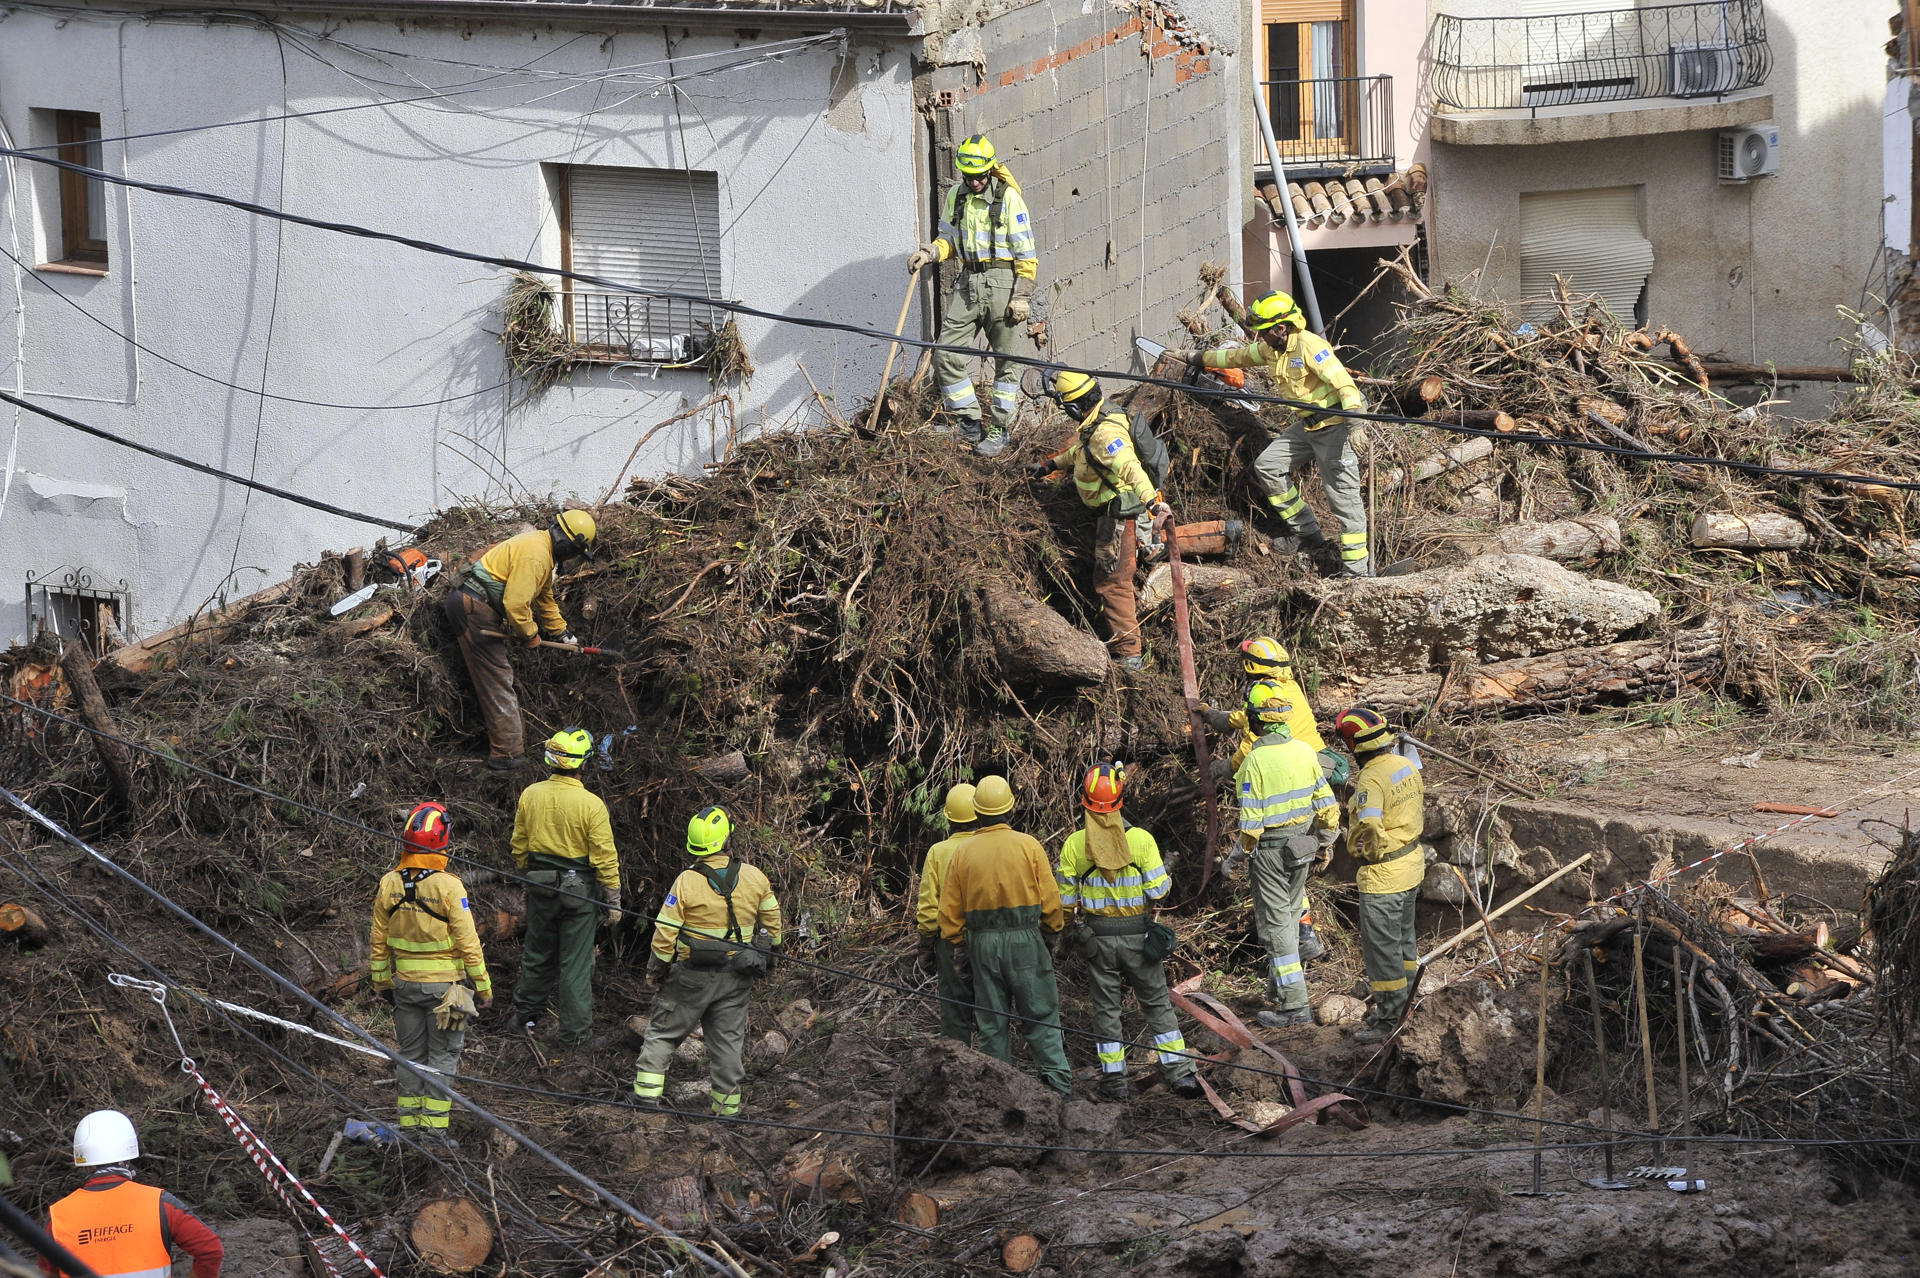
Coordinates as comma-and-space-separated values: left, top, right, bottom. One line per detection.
1224, 679, 1325, 769
939, 822, 1065, 943
369, 858, 491, 994
1056, 824, 1168, 918
916, 830, 974, 938
510, 774, 620, 894
470, 528, 567, 641
1056, 409, 1158, 513
1349, 750, 1426, 895
1204, 329, 1363, 415
1234, 729, 1339, 851
934, 167, 1038, 280
651, 854, 784, 962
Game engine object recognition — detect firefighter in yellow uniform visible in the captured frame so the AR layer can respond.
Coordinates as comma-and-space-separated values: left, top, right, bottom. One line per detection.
1234, 681, 1339, 1029
369, 801, 491, 1144
442, 510, 597, 768
1174, 291, 1372, 576
1032, 369, 1171, 671
917, 783, 979, 1044
909, 134, 1039, 456
1056, 763, 1202, 1101
1335, 707, 1427, 1044
1203, 636, 1348, 959
633, 806, 784, 1115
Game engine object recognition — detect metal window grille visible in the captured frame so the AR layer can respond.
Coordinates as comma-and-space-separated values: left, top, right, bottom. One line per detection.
564, 165, 725, 365
25, 568, 131, 656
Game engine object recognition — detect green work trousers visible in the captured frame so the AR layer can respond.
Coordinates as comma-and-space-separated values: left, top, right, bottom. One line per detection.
632, 965, 752, 1115
513, 865, 599, 1043
932, 266, 1021, 440
1249, 829, 1318, 1012
967, 925, 1072, 1094
1085, 932, 1195, 1081
936, 938, 975, 1045
1359, 886, 1420, 1026
393, 980, 465, 1130
1251, 417, 1370, 575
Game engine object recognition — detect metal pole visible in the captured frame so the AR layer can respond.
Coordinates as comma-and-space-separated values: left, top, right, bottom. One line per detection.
1250, 81, 1324, 333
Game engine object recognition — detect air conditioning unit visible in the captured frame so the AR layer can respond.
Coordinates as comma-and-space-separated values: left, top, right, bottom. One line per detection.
1669, 43, 1737, 98
1718, 125, 1780, 182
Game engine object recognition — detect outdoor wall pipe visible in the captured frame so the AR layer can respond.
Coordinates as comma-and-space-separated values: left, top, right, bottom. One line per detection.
1251, 83, 1324, 334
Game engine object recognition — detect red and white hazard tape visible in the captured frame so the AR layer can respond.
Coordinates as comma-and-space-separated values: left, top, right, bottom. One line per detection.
191, 1066, 386, 1278
1437, 760, 1920, 989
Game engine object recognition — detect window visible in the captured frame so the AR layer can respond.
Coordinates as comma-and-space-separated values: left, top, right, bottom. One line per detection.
26, 570, 130, 657
1518, 186, 1654, 324
54, 110, 108, 268
1262, 0, 1356, 156
557, 164, 723, 364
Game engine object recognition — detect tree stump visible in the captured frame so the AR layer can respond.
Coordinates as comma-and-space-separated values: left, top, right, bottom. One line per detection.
896, 1192, 940, 1229
0, 902, 50, 947
58, 639, 137, 811
976, 584, 1109, 687
410, 1198, 492, 1273
1689, 512, 1807, 550
1003, 1235, 1044, 1273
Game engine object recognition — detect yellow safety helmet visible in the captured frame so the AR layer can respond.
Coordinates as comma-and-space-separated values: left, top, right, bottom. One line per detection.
1248, 291, 1307, 333
687, 805, 733, 857
943, 782, 978, 827
550, 509, 597, 562
1244, 680, 1295, 728
1240, 636, 1292, 679
972, 774, 1015, 818
543, 726, 593, 771
956, 134, 997, 176
1050, 368, 1103, 423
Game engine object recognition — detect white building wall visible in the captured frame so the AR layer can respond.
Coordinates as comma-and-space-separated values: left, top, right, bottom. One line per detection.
0, 5, 920, 640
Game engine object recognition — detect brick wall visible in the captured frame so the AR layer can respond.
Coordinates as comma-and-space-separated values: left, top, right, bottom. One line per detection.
926, 0, 1239, 377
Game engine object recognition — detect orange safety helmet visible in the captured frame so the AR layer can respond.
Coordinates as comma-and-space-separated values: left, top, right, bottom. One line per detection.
1334, 706, 1393, 754
1081, 761, 1126, 813
403, 801, 452, 853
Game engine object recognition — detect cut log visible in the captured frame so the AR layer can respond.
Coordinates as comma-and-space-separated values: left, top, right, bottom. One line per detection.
410, 1198, 493, 1273
1378, 436, 1496, 491
344, 548, 367, 592
1311, 626, 1722, 719
334, 605, 397, 639
1139, 563, 1258, 611
1417, 375, 1445, 404
1689, 512, 1808, 551
109, 579, 295, 674
1168, 519, 1244, 557
1477, 517, 1623, 562
58, 640, 137, 810
780, 1150, 862, 1205
692, 749, 750, 785
895, 1191, 940, 1229
1002, 1235, 1044, 1274
977, 584, 1110, 687
0, 902, 51, 947
646, 1174, 706, 1231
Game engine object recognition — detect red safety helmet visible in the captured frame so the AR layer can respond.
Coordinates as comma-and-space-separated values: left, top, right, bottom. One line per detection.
1334, 706, 1393, 754
403, 801, 452, 853
1082, 761, 1126, 813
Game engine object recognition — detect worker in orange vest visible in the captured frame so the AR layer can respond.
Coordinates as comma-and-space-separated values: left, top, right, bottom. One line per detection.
43, 1109, 223, 1277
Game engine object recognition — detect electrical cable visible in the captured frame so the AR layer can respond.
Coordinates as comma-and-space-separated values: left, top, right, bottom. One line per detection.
0, 787, 736, 1278
4, 145, 1916, 495
0, 389, 418, 533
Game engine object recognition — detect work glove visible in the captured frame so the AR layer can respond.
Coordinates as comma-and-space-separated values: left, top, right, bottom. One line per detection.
1046, 930, 1066, 962
643, 955, 667, 988
1315, 826, 1340, 871
916, 933, 938, 973
1339, 388, 1368, 415
522, 632, 543, 649
376, 985, 395, 1005
1208, 756, 1235, 784
950, 943, 971, 985
1220, 847, 1249, 878
555, 630, 580, 647
1168, 348, 1200, 363
1007, 296, 1031, 324
1201, 706, 1236, 735
907, 243, 939, 273
602, 887, 622, 927
477, 993, 494, 1010
1348, 422, 1371, 450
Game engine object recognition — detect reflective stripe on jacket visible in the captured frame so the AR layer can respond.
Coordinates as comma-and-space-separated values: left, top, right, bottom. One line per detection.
47, 1179, 173, 1278
510, 775, 620, 894
938, 822, 1064, 943
1056, 825, 1168, 917
934, 170, 1038, 279
369, 861, 490, 994
916, 832, 973, 937
1234, 731, 1338, 849
1349, 750, 1426, 895
1224, 682, 1325, 769
651, 854, 783, 962
1059, 411, 1157, 512
470, 528, 566, 641
1204, 329, 1360, 412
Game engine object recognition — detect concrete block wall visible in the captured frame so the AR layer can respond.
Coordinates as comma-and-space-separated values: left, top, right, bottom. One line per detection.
928, 0, 1240, 376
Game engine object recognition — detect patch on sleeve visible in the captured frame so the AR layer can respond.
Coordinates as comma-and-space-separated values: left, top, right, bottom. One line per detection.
1312, 348, 1330, 363
1015, 212, 1028, 223
1104, 437, 1125, 456
663, 893, 678, 907
459, 897, 469, 911
1290, 358, 1304, 369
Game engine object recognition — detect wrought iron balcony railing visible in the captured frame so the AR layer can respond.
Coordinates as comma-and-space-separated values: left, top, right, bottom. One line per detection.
1431, 0, 1770, 113
566, 289, 720, 366
1259, 74, 1395, 174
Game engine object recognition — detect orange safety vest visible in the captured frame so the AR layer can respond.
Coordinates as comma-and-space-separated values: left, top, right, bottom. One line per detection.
48, 1180, 173, 1278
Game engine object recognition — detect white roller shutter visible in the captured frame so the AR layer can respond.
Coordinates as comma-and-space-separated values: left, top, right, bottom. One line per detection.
1519, 186, 1652, 321
567, 165, 721, 348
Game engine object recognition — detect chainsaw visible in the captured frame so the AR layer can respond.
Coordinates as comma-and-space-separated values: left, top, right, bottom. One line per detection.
1133, 337, 1261, 415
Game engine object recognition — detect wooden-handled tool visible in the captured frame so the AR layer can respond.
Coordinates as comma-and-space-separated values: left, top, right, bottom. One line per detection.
478, 629, 624, 658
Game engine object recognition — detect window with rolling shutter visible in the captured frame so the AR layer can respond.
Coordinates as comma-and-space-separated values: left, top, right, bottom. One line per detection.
1518, 186, 1652, 324
562, 164, 723, 363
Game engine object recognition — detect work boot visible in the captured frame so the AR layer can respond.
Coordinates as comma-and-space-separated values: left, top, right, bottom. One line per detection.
956, 416, 986, 446
1169, 1074, 1204, 1100
1351, 1021, 1394, 1045
1115, 655, 1146, 672
1096, 1074, 1130, 1102
1338, 556, 1374, 579
1255, 1008, 1312, 1030
414, 1131, 460, 1152
975, 428, 1008, 458
1298, 922, 1327, 964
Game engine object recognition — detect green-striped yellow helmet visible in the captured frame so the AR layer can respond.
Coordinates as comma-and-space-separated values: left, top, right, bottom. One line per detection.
687, 805, 733, 857
544, 727, 593, 771
1249, 291, 1307, 333
956, 135, 997, 176
1244, 680, 1295, 727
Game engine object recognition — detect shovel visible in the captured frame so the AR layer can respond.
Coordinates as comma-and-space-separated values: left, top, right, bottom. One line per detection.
478, 629, 625, 658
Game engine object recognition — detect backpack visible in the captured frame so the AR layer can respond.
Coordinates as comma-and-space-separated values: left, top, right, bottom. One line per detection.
1083, 410, 1169, 499
681, 862, 770, 975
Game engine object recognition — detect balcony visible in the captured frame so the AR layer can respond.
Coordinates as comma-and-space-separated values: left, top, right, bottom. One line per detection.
1430, 1, 1773, 145
1258, 74, 1394, 177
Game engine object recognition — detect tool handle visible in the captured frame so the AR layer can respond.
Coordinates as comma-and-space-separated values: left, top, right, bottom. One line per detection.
477, 629, 624, 658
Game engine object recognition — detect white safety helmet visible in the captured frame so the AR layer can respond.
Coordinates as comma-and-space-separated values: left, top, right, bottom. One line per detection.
73, 1109, 140, 1166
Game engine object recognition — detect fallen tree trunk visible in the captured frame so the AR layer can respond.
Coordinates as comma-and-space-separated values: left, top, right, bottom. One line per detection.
1378, 436, 1496, 491
1690, 511, 1808, 551
109, 580, 294, 674
1476, 516, 1623, 562
59, 640, 137, 810
1138, 562, 1258, 611
692, 749, 750, 784
977, 584, 1110, 687
1312, 626, 1722, 718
